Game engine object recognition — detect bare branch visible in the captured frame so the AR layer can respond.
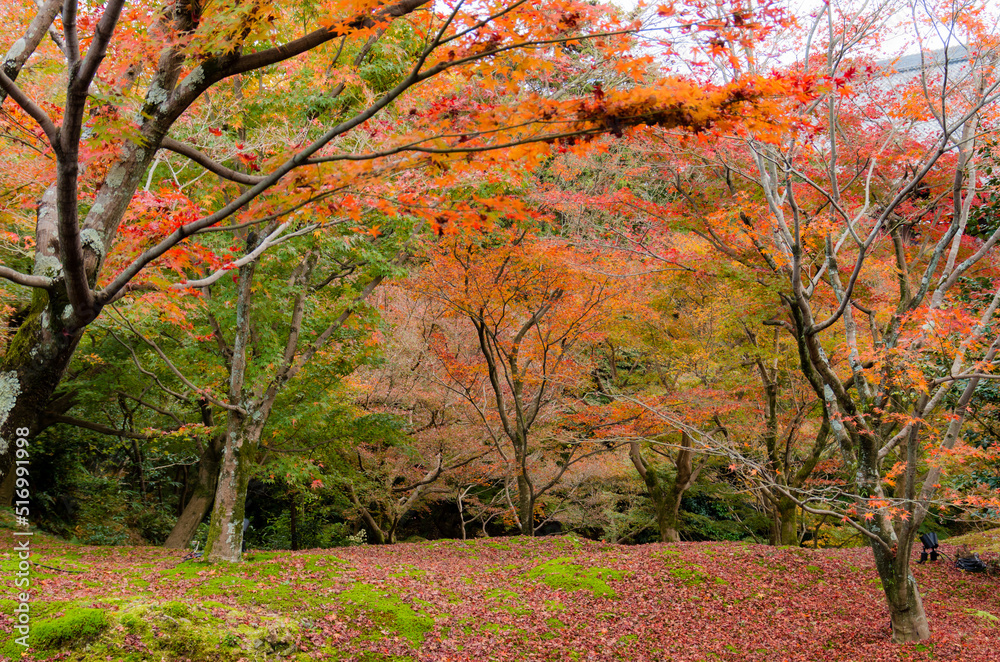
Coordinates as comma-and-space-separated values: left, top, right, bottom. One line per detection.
768, 482, 893, 554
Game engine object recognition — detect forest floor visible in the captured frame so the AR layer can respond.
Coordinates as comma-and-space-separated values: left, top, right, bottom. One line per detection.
1, 529, 998, 662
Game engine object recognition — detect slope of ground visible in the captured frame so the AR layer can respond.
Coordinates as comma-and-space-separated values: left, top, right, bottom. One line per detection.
0, 532, 997, 661
946, 527, 1000, 554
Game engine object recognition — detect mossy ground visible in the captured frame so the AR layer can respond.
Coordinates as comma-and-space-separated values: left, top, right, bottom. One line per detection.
0, 607, 106, 658
947, 527, 1000, 554
1, 532, 998, 661
524, 557, 628, 597
336, 583, 434, 644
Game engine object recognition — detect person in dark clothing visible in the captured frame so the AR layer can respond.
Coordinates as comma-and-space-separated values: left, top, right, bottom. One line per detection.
918, 532, 939, 563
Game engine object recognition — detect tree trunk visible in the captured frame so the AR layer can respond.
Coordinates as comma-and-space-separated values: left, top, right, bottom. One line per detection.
457, 489, 467, 540
858, 436, 929, 643
386, 518, 398, 545
290, 494, 298, 551
871, 537, 929, 642
203, 422, 257, 562
347, 484, 388, 544
516, 472, 534, 536
177, 465, 189, 517
203, 251, 260, 563
770, 497, 798, 546
629, 435, 699, 543
164, 436, 224, 549
0, 291, 83, 504
656, 490, 682, 543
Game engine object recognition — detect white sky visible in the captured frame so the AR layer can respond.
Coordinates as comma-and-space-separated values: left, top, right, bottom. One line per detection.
604, 0, 977, 65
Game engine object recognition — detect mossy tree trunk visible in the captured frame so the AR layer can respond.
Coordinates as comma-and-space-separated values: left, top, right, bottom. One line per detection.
628, 433, 701, 543
199, 243, 377, 562
859, 428, 929, 642
164, 434, 224, 549
0, 289, 84, 504
204, 254, 260, 563
772, 497, 798, 547
871, 531, 929, 641
204, 419, 261, 561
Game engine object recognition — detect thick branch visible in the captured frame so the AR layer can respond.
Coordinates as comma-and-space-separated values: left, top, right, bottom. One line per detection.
47, 413, 155, 440
0, 70, 59, 146
164, 0, 431, 120
159, 137, 265, 186
0, 0, 62, 104
0, 266, 53, 289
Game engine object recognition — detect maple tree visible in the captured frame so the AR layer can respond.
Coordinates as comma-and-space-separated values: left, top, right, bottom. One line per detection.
594, 0, 1000, 643
3, 4, 1000, 658
538, 145, 835, 545
407, 227, 643, 534
0, 0, 788, 518
344, 284, 506, 542
529, 0, 1000, 641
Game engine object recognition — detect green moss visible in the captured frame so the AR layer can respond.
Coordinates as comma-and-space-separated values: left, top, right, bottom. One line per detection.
525, 558, 626, 598
948, 528, 1000, 553
485, 588, 519, 601
338, 583, 434, 644
156, 556, 331, 614
158, 559, 212, 581
389, 564, 427, 579
668, 566, 708, 585
34, 608, 106, 649
7, 600, 303, 661
967, 609, 999, 627
805, 565, 823, 574
484, 588, 532, 616
244, 551, 284, 562
4, 289, 50, 363
0, 607, 107, 656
